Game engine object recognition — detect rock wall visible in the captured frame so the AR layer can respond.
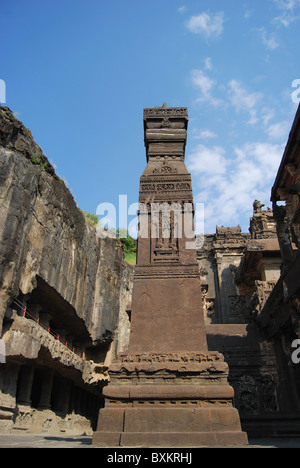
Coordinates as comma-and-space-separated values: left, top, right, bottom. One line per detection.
0, 106, 133, 347
0, 107, 134, 434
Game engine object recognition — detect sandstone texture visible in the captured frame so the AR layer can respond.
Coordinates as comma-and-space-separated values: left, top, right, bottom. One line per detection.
93, 105, 248, 447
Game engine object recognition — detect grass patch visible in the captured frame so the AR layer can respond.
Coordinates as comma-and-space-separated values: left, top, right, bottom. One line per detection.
124, 251, 136, 265
81, 210, 99, 228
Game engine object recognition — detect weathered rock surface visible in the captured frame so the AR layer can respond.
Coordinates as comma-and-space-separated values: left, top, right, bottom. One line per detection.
0, 105, 134, 434
0, 105, 133, 356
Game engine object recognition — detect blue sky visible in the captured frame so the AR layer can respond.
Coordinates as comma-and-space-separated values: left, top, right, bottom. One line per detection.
1, 0, 300, 234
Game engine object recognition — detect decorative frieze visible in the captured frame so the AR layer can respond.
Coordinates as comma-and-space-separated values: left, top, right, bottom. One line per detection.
140, 179, 191, 193
143, 106, 188, 118
116, 350, 224, 364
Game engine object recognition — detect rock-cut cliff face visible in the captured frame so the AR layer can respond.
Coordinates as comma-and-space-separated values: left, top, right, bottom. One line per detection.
0, 106, 133, 353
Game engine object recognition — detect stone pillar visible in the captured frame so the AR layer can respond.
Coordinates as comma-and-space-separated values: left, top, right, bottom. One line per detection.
0, 362, 21, 412
16, 365, 34, 406
93, 105, 248, 447
68, 383, 75, 414
73, 386, 81, 414
55, 378, 71, 414
38, 369, 54, 410
73, 341, 83, 356
39, 312, 52, 329
28, 303, 42, 322
55, 328, 67, 342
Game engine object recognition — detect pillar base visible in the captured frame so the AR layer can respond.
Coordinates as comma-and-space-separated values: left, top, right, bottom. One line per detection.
93, 407, 248, 447
93, 351, 248, 447
93, 430, 248, 448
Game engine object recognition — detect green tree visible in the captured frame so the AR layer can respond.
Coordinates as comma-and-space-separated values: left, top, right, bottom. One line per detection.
117, 228, 136, 265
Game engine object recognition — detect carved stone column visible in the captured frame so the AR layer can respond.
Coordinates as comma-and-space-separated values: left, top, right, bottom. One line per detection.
55, 378, 71, 415
0, 362, 21, 419
93, 105, 248, 447
16, 365, 34, 406
37, 369, 54, 410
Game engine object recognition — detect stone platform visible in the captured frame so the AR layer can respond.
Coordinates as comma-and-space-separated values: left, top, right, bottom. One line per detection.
93, 351, 248, 447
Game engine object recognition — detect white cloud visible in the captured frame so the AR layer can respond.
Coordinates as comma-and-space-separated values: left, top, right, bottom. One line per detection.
227, 79, 263, 124
204, 57, 213, 70
265, 121, 290, 140
187, 141, 284, 233
187, 144, 227, 176
261, 108, 275, 126
244, 8, 254, 19
193, 129, 218, 140
191, 69, 223, 107
260, 108, 291, 141
233, 142, 283, 175
178, 6, 186, 14
190, 72, 273, 126
185, 11, 225, 39
191, 69, 214, 97
272, 0, 300, 26
257, 27, 279, 50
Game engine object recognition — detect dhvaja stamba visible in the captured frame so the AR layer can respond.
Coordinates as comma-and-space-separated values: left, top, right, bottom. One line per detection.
93, 104, 248, 447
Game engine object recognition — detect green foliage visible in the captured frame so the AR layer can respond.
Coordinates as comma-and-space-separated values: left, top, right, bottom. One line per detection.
31, 152, 47, 169
117, 228, 135, 253
117, 228, 136, 264
124, 251, 136, 265
81, 210, 99, 228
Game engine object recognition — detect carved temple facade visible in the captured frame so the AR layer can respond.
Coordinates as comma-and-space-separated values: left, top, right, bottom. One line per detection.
197, 206, 288, 436
198, 104, 300, 437
252, 103, 300, 433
